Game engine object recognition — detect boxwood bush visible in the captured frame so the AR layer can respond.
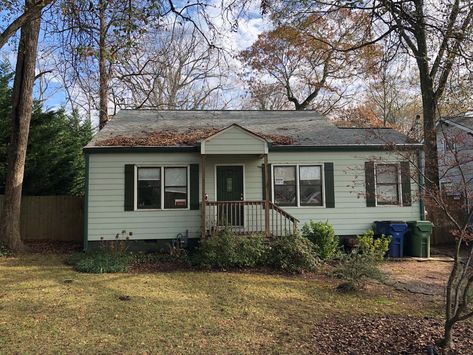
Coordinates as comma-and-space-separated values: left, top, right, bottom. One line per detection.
66, 250, 132, 273
0, 242, 14, 257
357, 230, 391, 261
192, 230, 268, 270
302, 221, 340, 261
268, 233, 318, 274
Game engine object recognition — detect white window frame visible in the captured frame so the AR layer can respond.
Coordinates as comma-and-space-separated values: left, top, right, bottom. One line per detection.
374, 163, 402, 207
271, 163, 325, 208
441, 138, 458, 153
134, 165, 190, 211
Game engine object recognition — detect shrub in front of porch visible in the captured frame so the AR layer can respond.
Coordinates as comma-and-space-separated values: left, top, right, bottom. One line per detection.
193, 230, 318, 273
267, 233, 318, 274
66, 250, 132, 273
192, 230, 268, 270
302, 221, 340, 261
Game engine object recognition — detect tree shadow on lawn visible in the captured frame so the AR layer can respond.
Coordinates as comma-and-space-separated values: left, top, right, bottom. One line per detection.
0, 254, 449, 354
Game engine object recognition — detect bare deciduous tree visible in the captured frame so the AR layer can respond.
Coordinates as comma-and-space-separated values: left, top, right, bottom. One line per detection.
0, 0, 42, 251
364, 122, 473, 350
55, 0, 162, 129
266, 0, 473, 194
113, 24, 227, 110
0, 0, 53, 50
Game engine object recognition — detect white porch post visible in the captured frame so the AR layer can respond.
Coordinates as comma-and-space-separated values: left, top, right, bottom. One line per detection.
264, 154, 270, 238
200, 154, 206, 239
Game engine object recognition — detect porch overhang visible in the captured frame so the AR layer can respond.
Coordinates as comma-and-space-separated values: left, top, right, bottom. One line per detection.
200, 124, 268, 155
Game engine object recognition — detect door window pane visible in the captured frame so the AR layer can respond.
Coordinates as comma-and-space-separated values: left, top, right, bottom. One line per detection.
164, 167, 187, 208
273, 166, 296, 206
137, 167, 161, 209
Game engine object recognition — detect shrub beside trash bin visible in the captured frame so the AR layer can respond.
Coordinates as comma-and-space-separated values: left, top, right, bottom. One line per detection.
374, 221, 408, 258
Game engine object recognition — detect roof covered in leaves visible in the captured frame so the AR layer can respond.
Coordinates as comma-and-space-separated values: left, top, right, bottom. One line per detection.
86, 110, 420, 149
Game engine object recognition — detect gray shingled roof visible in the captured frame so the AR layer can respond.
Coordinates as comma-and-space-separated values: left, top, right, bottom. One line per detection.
87, 110, 419, 148
443, 112, 473, 131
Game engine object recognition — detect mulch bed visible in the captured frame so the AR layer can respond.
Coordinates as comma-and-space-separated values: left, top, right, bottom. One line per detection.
312, 315, 472, 354
23, 241, 81, 254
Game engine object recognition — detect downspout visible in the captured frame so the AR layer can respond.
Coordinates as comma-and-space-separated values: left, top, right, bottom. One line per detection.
83, 152, 90, 251
418, 148, 426, 221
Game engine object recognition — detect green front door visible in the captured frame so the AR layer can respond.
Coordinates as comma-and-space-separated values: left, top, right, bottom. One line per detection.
216, 166, 244, 226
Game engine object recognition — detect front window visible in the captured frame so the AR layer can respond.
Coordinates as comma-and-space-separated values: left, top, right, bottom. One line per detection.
299, 166, 323, 206
164, 167, 188, 209
137, 167, 161, 209
376, 164, 400, 205
273, 166, 297, 206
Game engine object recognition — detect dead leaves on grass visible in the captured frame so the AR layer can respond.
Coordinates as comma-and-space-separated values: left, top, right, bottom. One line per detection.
312, 315, 473, 354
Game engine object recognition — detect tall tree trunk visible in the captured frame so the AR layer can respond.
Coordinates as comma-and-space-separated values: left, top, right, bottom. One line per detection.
0, 1, 41, 251
414, 5, 440, 192
421, 91, 440, 191
98, 0, 109, 130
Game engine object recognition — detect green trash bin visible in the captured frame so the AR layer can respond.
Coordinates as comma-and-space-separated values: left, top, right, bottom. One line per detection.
406, 221, 434, 258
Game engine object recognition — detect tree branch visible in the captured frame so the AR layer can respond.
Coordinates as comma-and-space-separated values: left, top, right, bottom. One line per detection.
0, 0, 53, 50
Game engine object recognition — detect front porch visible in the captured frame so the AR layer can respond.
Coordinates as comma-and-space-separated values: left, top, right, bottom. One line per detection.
198, 124, 298, 238
203, 200, 299, 237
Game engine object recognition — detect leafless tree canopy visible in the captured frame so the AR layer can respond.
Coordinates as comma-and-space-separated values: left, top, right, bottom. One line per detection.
112, 25, 228, 111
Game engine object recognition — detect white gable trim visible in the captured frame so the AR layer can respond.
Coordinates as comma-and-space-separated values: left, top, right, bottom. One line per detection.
440, 119, 473, 135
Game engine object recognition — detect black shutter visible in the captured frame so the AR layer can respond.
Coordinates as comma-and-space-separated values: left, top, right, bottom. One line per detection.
190, 164, 200, 210
124, 164, 135, 211
324, 163, 335, 208
262, 163, 272, 200
365, 161, 376, 207
400, 161, 412, 206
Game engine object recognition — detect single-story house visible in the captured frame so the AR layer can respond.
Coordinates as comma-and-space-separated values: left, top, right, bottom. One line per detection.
83, 110, 424, 249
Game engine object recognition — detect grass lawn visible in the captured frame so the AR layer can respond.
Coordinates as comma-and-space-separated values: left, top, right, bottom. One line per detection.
0, 254, 443, 354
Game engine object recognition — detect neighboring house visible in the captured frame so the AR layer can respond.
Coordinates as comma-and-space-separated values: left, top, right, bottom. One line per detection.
83, 110, 423, 249
437, 113, 473, 216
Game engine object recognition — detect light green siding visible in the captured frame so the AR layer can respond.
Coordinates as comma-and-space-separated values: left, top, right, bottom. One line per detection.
87, 149, 421, 241
268, 151, 420, 235
203, 126, 267, 154
87, 153, 201, 241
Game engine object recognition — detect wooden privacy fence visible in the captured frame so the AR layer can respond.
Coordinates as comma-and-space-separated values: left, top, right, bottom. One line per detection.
0, 195, 83, 242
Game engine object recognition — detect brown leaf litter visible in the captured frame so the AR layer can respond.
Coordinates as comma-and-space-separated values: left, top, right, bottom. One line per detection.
312, 314, 472, 354
95, 128, 293, 146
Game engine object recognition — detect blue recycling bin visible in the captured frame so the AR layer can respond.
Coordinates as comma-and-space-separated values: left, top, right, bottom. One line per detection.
374, 221, 408, 258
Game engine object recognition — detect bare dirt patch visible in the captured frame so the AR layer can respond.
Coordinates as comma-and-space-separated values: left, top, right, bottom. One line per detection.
23, 241, 81, 255
380, 260, 452, 296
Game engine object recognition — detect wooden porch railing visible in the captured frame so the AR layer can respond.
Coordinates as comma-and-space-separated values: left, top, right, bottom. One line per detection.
204, 200, 299, 237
